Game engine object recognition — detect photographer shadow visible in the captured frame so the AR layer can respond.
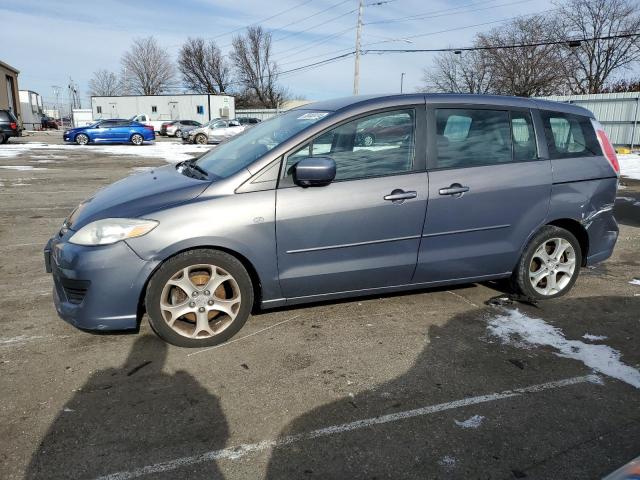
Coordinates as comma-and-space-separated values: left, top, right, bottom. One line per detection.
25, 335, 229, 480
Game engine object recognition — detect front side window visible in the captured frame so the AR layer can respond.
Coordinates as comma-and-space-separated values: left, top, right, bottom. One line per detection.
540, 111, 600, 159
151, 106, 157, 113
285, 109, 416, 182
436, 109, 512, 168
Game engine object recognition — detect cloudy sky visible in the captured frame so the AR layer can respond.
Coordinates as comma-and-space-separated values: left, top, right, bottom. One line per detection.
1, 0, 557, 107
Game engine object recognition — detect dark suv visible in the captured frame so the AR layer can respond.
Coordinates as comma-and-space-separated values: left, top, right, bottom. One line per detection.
0, 109, 21, 143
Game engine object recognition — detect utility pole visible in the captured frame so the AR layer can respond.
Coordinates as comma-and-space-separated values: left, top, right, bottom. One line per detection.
353, 0, 364, 95
52, 85, 61, 123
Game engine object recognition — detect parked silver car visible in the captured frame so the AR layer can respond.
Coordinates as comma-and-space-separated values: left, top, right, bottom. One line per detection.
185, 118, 245, 144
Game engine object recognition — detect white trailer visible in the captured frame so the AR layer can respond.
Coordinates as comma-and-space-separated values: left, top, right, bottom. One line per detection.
18, 89, 43, 130
90, 94, 235, 132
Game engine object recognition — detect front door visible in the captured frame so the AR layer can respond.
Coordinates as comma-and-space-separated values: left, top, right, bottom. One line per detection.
413, 107, 551, 283
276, 107, 428, 299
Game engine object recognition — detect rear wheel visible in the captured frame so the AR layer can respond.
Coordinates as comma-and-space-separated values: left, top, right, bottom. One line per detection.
195, 134, 207, 145
75, 133, 89, 145
0, 135, 7, 144
131, 133, 144, 146
146, 249, 254, 348
513, 225, 582, 300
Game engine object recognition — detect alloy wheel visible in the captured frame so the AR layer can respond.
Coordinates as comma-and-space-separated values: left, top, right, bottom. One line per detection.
159, 264, 242, 339
131, 134, 143, 145
76, 134, 88, 145
528, 237, 576, 296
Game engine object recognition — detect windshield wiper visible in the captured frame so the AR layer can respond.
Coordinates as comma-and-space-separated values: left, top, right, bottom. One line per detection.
177, 158, 209, 180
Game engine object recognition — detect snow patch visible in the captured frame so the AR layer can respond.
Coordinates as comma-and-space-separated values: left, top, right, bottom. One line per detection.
454, 414, 485, 429
582, 333, 608, 341
438, 455, 457, 468
0, 165, 48, 171
487, 309, 640, 389
618, 153, 640, 180
629, 278, 640, 286
1, 141, 212, 162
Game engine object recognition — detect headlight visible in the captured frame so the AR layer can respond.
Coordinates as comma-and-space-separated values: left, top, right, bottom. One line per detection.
69, 218, 158, 246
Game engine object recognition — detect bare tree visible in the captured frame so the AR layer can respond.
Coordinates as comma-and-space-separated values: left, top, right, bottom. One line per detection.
121, 37, 176, 95
555, 0, 640, 94
178, 38, 232, 94
231, 26, 287, 108
421, 49, 494, 94
477, 15, 570, 97
88, 70, 119, 96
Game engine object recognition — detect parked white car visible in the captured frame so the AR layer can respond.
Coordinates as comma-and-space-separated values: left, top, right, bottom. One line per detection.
186, 119, 245, 144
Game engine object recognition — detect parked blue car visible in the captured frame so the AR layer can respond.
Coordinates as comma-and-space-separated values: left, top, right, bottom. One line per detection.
63, 119, 155, 145
46, 94, 620, 348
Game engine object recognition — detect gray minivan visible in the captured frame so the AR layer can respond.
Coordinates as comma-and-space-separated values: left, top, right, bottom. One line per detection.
45, 94, 620, 347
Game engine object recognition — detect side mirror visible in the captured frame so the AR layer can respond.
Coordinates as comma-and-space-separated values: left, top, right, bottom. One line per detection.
293, 157, 336, 187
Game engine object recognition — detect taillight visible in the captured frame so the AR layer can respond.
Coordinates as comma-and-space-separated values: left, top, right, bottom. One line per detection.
10, 122, 17, 130
592, 120, 619, 175
144, 125, 154, 132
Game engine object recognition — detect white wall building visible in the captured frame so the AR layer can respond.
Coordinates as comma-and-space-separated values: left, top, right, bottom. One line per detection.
90, 94, 235, 126
18, 89, 43, 130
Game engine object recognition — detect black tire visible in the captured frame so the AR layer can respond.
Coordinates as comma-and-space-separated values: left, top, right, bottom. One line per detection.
131, 133, 144, 146
0, 135, 7, 144
174, 129, 181, 138
195, 134, 207, 145
75, 133, 89, 145
145, 249, 254, 348
512, 225, 582, 300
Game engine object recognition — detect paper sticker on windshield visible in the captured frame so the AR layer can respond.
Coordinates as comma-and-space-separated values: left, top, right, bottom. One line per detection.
297, 112, 328, 120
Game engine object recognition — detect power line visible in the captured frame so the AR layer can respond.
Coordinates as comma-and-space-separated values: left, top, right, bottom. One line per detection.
361, 31, 640, 54
365, 0, 533, 25
274, 26, 355, 61
358, 8, 558, 47
269, 0, 352, 39
209, 0, 316, 41
272, 8, 358, 44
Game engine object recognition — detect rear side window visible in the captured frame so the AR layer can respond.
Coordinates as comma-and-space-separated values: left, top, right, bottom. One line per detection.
540, 111, 600, 159
436, 109, 512, 168
0, 110, 14, 121
285, 108, 416, 182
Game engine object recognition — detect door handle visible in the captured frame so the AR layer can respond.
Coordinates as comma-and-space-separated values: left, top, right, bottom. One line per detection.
439, 184, 469, 196
384, 189, 417, 203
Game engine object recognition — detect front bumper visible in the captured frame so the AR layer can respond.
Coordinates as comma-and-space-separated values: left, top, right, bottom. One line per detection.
45, 232, 160, 331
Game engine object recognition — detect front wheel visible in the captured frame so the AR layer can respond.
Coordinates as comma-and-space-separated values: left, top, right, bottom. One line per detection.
75, 133, 89, 145
194, 134, 207, 145
146, 249, 254, 348
131, 133, 144, 146
174, 129, 181, 138
512, 225, 582, 300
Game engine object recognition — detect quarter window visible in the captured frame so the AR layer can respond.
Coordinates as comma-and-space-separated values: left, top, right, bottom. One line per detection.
285, 109, 416, 181
540, 111, 600, 159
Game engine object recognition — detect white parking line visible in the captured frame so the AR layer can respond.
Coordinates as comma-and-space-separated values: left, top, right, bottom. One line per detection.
96, 374, 600, 480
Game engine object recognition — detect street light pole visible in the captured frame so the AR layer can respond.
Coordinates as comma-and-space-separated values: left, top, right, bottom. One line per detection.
353, 0, 364, 95
400, 72, 405, 93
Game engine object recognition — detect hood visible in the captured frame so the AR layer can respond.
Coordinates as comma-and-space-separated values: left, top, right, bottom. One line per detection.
65, 164, 210, 230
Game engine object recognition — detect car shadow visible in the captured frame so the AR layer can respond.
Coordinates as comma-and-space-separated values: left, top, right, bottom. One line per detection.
25, 335, 229, 480
264, 295, 640, 480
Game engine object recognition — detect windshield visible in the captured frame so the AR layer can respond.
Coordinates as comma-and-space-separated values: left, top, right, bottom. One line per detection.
196, 110, 330, 178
